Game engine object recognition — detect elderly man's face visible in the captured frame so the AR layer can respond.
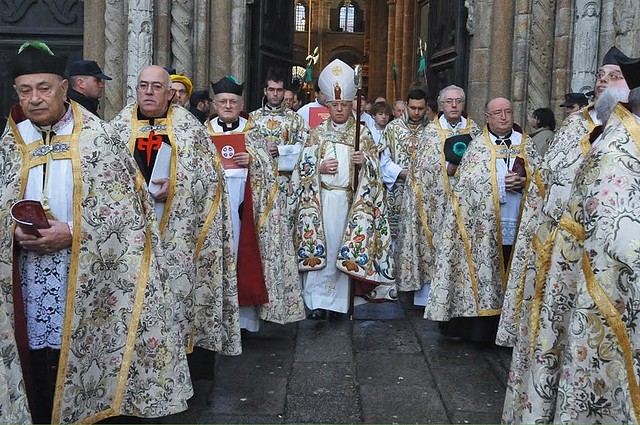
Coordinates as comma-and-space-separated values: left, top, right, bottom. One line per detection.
215, 94, 243, 123
393, 103, 406, 119
485, 97, 513, 136
284, 90, 294, 108
327, 100, 353, 124
440, 88, 465, 123
595, 64, 629, 98
15, 73, 68, 126
171, 82, 189, 106
137, 66, 173, 118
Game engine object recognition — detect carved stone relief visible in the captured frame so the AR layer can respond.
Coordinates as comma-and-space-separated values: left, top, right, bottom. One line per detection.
127, 0, 154, 103
465, 0, 475, 34
571, 0, 600, 92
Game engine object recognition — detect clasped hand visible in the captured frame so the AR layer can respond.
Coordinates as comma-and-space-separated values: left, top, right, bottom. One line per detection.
15, 219, 72, 253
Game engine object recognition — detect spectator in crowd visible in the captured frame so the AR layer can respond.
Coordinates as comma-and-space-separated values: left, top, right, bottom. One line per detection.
67, 59, 111, 116
528, 107, 556, 157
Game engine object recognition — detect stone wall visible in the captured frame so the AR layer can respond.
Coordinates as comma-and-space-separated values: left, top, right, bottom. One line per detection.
85, 0, 247, 121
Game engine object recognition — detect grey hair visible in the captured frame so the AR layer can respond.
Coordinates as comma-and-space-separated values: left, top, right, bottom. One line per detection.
438, 85, 465, 103
595, 86, 629, 124
628, 87, 640, 116
393, 100, 406, 109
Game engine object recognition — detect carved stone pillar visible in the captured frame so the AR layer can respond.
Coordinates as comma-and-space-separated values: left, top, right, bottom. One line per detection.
103, 0, 125, 119
488, 0, 514, 98
210, 2, 231, 81
156, 0, 171, 69
230, 0, 247, 81
400, 0, 415, 94
386, 0, 397, 100
170, 0, 194, 76
127, 1, 154, 104
571, 0, 601, 93
613, 0, 640, 55
525, 0, 558, 123
192, 1, 210, 88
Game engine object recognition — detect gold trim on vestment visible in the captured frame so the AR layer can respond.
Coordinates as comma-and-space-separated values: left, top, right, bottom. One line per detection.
582, 250, 640, 422
52, 101, 86, 423
450, 193, 479, 305
558, 213, 585, 241
534, 168, 546, 200
528, 228, 557, 354
580, 107, 596, 157
256, 154, 279, 234
616, 103, 640, 154
410, 154, 434, 249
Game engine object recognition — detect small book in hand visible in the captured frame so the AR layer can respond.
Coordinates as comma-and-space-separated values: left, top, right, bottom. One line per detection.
512, 156, 527, 177
11, 200, 51, 238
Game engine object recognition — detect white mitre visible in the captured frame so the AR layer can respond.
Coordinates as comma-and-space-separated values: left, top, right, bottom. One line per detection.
318, 59, 356, 102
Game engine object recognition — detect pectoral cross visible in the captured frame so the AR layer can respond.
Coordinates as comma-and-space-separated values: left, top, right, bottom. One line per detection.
137, 131, 163, 166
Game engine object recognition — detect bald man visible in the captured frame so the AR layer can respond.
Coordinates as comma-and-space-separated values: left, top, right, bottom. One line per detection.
425, 97, 537, 344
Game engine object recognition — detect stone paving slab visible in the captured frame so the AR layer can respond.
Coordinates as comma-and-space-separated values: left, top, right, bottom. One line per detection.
353, 320, 422, 354
288, 361, 358, 395
285, 394, 361, 424
295, 323, 354, 363
355, 352, 431, 387
431, 365, 505, 416
360, 384, 449, 424
209, 374, 289, 416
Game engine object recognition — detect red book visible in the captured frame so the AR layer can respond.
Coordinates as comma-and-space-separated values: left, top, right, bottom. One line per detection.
309, 106, 330, 128
211, 133, 247, 169
11, 200, 51, 238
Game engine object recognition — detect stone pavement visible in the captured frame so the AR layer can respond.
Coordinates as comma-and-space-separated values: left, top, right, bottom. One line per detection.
161, 295, 513, 424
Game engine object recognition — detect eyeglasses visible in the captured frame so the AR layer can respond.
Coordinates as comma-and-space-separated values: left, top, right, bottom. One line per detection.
443, 98, 464, 105
596, 69, 624, 80
137, 82, 166, 92
486, 109, 512, 117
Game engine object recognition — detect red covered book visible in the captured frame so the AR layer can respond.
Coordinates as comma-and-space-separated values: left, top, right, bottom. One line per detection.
211, 133, 247, 169
11, 200, 51, 238
309, 106, 330, 128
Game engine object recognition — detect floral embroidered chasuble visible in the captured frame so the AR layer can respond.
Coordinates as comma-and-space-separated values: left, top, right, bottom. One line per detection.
111, 103, 241, 355
426, 127, 534, 321
296, 117, 395, 285
1, 101, 193, 424
503, 104, 640, 424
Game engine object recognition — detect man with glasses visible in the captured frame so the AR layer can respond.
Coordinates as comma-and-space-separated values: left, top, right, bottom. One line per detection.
170, 73, 193, 107
296, 59, 396, 321
207, 76, 305, 333
250, 68, 309, 231
426, 97, 536, 344
3, 44, 193, 423
110, 65, 241, 360
393, 85, 482, 308
500, 47, 636, 424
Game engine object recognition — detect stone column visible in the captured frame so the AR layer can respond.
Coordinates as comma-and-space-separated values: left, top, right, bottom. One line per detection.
386, 0, 397, 101
466, 0, 493, 121
127, 1, 154, 104
103, 0, 126, 119
525, 0, 558, 125
510, 0, 532, 124
400, 0, 415, 95
171, 0, 194, 76
230, 0, 247, 81
488, 0, 514, 98
552, 0, 573, 118
571, 0, 601, 93
210, 1, 231, 81
193, 1, 210, 89
613, 0, 640, 55
393, 0, 404, 98
155, 0, 171, 67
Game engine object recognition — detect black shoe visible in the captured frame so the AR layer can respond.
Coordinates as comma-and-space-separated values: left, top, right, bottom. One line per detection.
307, 308, 327, 320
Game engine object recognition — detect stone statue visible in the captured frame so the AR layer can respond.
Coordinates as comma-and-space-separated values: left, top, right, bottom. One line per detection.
571, 1, 600, 92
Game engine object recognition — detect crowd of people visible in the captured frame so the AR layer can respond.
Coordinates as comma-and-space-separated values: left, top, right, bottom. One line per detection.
2, 39, 640, 424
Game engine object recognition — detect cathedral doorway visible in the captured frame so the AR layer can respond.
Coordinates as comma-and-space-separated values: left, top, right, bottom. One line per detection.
0, 0, 84, 129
